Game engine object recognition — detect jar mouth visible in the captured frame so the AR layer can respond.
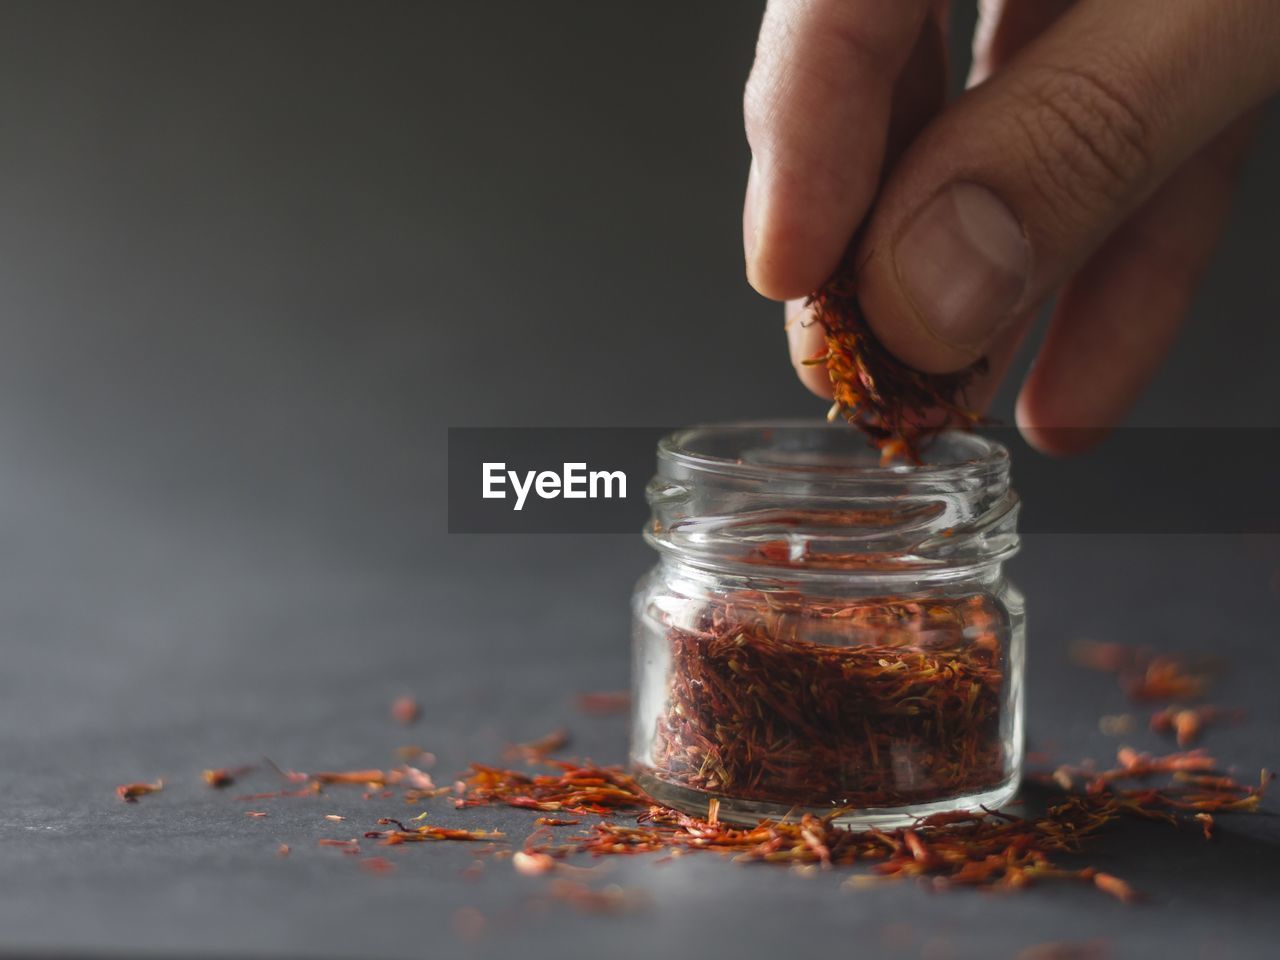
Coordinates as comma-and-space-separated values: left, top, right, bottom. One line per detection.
659, 421, 1008, 486
648, 421, 1019, 576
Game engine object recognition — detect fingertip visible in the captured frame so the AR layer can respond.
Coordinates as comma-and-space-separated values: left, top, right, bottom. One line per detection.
746, 186, 848, 301
748, 254, 833, 303
1014, 384, 1109, 456
959, 317, 1033, 417
785, 300, 835, 400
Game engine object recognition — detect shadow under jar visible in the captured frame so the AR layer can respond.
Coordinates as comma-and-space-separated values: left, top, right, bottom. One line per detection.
630, 423, 1025, 828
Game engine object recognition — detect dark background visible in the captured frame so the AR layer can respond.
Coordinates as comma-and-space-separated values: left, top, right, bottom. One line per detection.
1, 2, 1277, 958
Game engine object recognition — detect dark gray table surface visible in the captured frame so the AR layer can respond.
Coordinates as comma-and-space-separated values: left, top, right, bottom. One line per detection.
1, 3, 1278, 958
5, 525, 1280, 959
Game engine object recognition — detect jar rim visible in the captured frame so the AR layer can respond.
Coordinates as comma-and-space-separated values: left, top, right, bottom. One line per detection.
648, 421, 1019, 576
658, 420, 1009, 486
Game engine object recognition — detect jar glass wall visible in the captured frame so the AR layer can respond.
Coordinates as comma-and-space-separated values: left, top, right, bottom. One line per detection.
630, 423, 1025, 828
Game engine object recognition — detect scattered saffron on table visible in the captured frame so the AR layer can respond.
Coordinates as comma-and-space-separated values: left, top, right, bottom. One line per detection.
1071, 638, 1249, 759
1150, 705, 1243, 746
370, 823, 503, 843
1124, 658, 1210, 702
116, 780, 163, 802
541, 880, 645, 913
1092, 872, 1138, 903
317, 838, 360, 852
505, 728, 571, 765
454, 762, 649, 816
391, 696, 421, 726
452, 906, 486, 940
1015, 941, 1109, 960
512, 850, 556, 876
306, 769, 387, 786
394, 746, 437, 766
203, 766, 254, 788
1070, 640, 1215, 703
238, 766, 442, 801
154, 640, 1267, 907
500, 748, 1265, 901
575, 691, 631, 714
185, 738, 1269, 904
1098, 714, 1135, 736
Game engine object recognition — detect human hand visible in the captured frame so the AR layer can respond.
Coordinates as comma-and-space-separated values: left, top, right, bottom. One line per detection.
743, 0, 1278, 453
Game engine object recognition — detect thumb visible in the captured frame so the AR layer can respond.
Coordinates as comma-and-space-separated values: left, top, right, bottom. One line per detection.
854, 0, 1280, 373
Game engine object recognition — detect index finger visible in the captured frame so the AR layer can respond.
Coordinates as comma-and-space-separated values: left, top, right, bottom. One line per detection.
744, 0, 933, 300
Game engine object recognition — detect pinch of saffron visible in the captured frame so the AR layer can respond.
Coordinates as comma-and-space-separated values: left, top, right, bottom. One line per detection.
808, 270, 986, 463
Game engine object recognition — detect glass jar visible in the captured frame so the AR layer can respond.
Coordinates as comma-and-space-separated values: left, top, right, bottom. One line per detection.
630, 423, 1024, 828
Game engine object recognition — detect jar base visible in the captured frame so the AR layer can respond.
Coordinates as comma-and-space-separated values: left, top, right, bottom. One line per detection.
634, 770, 1021, 831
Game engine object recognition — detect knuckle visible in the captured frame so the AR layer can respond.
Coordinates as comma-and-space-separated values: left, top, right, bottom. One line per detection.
1009, 62, 1156, 219
742, 72, 770, 146
742, 39, 795, 151
823, 13, 905, 79
1195, 112, 1258, 191
742, 12, 784, 148
1113, 219, 1202, 307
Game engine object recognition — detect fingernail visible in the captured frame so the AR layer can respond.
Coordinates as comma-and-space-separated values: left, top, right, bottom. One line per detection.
743, 157, 761, 267
894, 182, 1030, 348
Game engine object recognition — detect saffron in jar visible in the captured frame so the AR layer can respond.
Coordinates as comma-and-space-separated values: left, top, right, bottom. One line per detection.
630, 425, 1024, 827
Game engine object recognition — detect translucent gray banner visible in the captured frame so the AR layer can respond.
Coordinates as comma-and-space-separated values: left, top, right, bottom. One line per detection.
447, 426, 1279, 534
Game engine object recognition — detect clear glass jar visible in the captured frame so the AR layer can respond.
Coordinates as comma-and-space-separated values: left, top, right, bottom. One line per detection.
630, 423, 1024, 828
